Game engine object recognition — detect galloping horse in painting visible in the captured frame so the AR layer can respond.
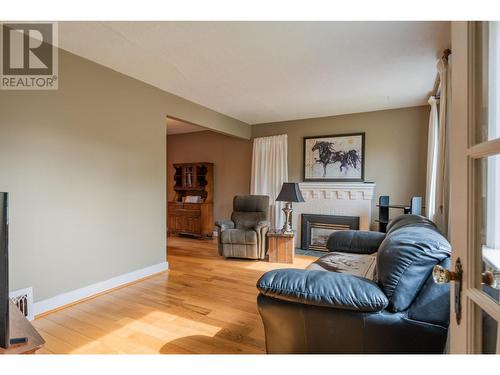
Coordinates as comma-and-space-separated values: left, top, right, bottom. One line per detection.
312, 141, 361, 177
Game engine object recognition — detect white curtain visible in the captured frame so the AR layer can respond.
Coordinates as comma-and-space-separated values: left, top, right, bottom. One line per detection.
426, 96, 439, 221
427, 56, 451, 236
250, 134, 288, 230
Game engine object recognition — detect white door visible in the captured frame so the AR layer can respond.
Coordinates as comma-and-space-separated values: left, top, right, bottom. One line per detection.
449, 21, 500, 353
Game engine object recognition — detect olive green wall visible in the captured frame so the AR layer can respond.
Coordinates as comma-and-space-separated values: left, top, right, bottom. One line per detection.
251, 106, 430, 228
0, 48, 249, 303
0, 43, 429, 305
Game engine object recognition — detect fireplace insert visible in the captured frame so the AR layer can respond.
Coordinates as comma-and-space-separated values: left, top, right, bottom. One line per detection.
301, 214, 359, 251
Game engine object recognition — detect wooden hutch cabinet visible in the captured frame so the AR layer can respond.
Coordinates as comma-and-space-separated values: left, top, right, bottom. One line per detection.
168, 162, 214, 238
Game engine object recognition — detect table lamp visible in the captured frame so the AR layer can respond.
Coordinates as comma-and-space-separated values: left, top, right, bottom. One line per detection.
276, 182, 305, 234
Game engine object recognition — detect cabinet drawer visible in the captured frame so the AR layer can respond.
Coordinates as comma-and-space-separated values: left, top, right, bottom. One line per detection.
177, 209, 200, 217
183, 203, 201, 211
168, 202, 183, 211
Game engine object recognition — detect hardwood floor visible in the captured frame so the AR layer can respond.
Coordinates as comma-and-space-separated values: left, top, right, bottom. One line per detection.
32, 236, 317, 354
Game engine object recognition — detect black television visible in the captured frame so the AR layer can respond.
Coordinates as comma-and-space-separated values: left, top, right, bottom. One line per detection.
0, 192, 8, 349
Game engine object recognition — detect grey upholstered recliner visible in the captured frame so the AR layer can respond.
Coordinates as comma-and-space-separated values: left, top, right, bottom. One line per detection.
215, 195, 270, 259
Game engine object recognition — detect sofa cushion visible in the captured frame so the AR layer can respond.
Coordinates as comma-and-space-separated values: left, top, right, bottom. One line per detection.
386, 214, 440, 235
408, 257, 451, 327
326, 230, 385, 254
221, 229, 257, 245
307, 252, 377, 279
376, 215, 451, 312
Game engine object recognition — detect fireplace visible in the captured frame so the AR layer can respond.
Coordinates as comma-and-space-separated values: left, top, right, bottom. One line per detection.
301, 214, 359, 251
290, 182, 375, 248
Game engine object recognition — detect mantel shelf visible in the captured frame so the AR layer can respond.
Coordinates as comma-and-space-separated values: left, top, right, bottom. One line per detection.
298, 182, 376, 201
299, 181, 375, 188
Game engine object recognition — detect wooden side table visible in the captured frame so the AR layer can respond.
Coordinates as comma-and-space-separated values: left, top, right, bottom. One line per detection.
267, 230, 295, 264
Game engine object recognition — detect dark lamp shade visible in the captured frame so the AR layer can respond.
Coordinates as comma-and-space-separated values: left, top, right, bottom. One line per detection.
276, 182, 305, 202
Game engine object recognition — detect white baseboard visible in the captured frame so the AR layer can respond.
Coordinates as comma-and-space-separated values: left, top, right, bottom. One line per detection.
33, 261, 168, 317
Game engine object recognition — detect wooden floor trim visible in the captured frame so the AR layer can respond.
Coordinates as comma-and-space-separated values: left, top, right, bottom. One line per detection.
34, 261, 168, 319
35, 270, 168, 320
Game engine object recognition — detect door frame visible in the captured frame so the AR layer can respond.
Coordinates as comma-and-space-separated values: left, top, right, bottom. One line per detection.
449, 21, 500, 353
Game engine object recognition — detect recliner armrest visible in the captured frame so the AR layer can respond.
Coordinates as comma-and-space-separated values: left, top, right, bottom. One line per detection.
254, 220, 270, 231
257, 269, 388, 312
214, 219, 235, 231
326, 230, 385, 254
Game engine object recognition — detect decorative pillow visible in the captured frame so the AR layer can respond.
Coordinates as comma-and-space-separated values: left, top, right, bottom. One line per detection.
307, 252, 377, 279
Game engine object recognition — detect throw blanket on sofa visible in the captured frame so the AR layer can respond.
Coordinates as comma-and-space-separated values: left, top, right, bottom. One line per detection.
307, 252, 377, 279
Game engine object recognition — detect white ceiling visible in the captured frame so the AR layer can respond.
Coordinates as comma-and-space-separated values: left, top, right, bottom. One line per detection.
59, 21, 450, 124
166, 117, 206, 135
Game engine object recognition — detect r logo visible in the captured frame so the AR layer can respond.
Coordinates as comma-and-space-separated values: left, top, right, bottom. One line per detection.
2, 23, 53, 75
1, 22, 58, 89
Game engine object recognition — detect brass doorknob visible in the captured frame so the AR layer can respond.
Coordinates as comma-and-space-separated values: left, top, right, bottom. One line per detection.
433, 264, 461, 284
433, 265, 495, 286
482, 271, 495, 286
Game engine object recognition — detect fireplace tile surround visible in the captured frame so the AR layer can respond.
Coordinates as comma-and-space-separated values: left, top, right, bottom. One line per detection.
290, 182, 376, 248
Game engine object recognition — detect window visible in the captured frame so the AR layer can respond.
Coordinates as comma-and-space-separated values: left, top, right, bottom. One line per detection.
476, 22, 500, 299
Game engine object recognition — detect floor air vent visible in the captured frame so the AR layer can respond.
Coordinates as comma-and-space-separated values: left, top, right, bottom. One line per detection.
10, 287, 34, 321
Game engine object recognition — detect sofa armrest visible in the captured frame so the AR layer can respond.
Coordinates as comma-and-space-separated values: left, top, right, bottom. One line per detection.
256, 269, 388, 312
214, 219, 235, 231
326, 230, 385, 254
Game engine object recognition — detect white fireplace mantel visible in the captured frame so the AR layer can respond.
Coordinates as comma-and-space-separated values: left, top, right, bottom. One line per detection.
291, 182, 376, 247
298, 182, 375, 201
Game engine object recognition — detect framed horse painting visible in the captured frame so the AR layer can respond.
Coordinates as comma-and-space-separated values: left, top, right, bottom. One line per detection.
303, 132, 365, 182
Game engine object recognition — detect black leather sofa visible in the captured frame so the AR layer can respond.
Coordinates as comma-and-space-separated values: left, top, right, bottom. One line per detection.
256, 215, 451, 354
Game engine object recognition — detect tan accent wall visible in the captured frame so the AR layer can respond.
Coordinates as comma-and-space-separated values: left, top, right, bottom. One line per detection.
251, 106, 430, 228
167, 131, 252, 222
0, 48, 249, 302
